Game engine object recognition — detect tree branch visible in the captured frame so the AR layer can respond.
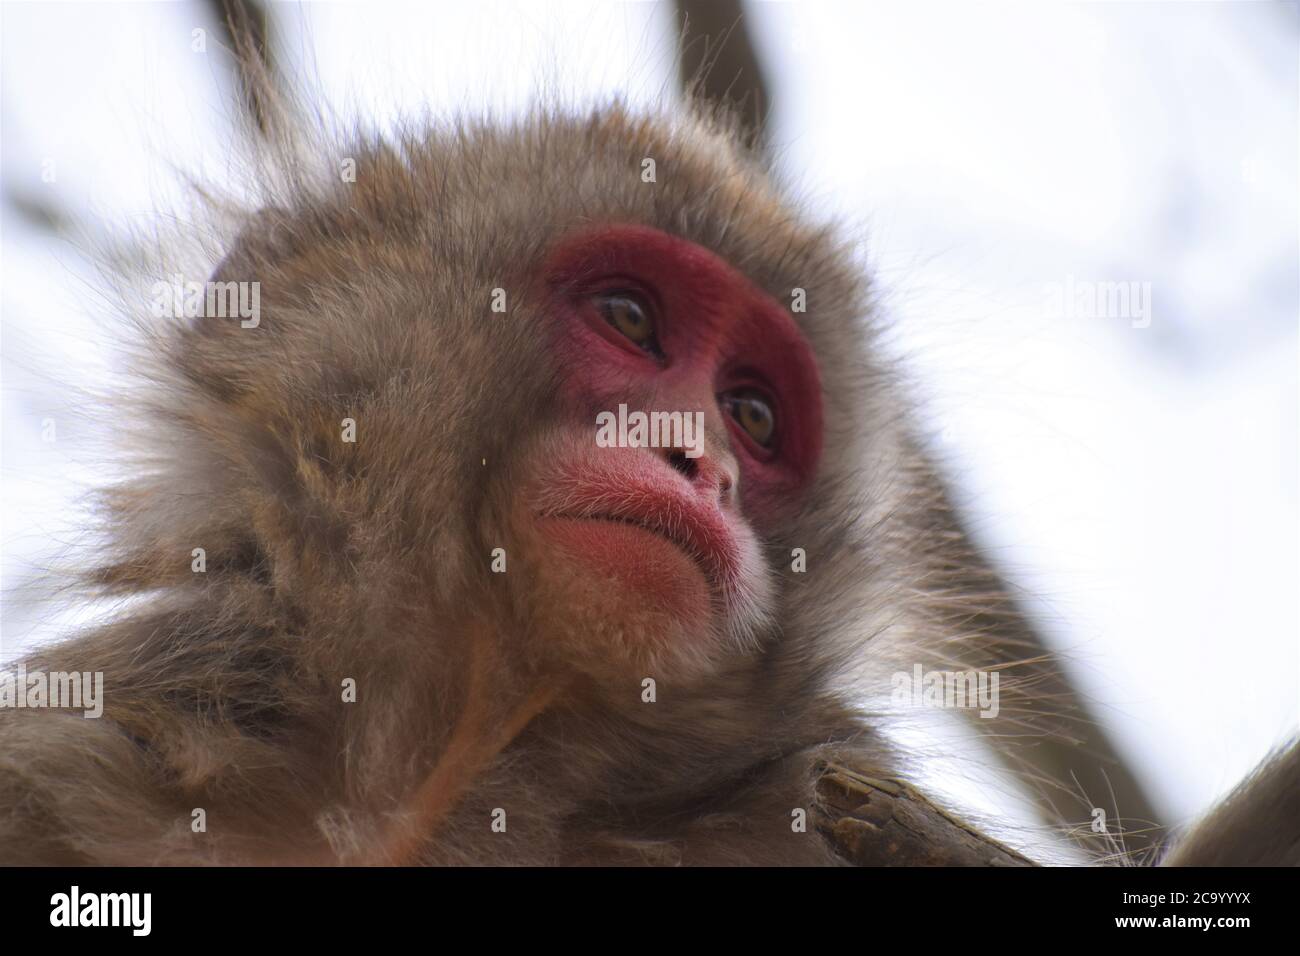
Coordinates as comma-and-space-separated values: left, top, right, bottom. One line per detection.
815, 761, 1035, 866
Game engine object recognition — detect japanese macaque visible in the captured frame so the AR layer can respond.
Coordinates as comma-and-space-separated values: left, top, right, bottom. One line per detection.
0, 80, 1294, 866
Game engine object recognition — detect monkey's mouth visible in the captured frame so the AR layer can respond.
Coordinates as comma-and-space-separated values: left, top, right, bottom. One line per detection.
543, 512, 726, 589
532, 489, 745, 607
526, 448, 746, 608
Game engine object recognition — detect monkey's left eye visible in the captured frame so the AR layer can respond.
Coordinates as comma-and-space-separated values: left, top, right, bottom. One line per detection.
721, 389, 777, 449
594, 291, 659, 353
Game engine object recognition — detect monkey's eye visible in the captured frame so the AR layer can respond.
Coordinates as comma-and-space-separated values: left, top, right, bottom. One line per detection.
594, 291, 658, 352
721, 389, 776, 448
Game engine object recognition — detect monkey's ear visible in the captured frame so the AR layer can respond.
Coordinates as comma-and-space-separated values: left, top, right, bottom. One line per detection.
208, 206, 298, 289
170, 207, 300, 401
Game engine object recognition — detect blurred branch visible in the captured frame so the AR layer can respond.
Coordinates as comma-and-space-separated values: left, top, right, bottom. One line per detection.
673, 0, 771, 150
3, 188, 73, 236
934, 496, 1165, 860
204, 0, 279, 138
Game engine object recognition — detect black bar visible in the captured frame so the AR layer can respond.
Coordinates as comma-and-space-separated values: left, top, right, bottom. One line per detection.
0, 866, 1289, 941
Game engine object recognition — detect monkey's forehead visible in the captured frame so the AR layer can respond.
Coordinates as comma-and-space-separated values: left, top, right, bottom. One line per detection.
242, 109, 868, 338
202, 108, 878, 470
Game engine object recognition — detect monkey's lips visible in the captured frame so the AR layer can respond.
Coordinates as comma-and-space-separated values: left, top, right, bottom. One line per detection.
533, 485, 742, 605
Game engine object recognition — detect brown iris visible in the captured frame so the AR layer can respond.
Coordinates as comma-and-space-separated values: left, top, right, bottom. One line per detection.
722, 389, 776, 447
595, 291, 656, 351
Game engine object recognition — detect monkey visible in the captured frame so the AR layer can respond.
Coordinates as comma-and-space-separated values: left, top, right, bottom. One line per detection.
0, 72, 1294, 866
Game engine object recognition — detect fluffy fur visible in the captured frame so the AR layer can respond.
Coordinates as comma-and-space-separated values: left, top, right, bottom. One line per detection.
2, 69, 1178, 864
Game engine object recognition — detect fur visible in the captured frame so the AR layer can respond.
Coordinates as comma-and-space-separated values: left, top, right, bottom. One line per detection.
0, 83, 1087, 865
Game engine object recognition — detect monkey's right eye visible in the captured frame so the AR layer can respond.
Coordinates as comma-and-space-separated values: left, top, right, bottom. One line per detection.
594, 291, 659, 353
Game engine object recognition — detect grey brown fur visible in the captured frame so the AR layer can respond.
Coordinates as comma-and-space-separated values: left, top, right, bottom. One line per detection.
0, 92, 1292, 866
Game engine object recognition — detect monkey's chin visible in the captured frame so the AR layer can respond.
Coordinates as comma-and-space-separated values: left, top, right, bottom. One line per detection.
519, 515, 738, 680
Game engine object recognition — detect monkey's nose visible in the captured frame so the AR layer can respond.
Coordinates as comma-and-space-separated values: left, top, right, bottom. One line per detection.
664, 448, 736, 504
666, 449, 696, 479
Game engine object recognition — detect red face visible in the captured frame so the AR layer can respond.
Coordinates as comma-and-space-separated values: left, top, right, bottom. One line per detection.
511, 225, 824, 678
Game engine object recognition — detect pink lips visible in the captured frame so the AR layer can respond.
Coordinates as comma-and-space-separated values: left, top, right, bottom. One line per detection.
532, 455, 743, 596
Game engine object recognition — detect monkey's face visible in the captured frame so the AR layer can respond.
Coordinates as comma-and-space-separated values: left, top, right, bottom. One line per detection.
505, 225, 825, 682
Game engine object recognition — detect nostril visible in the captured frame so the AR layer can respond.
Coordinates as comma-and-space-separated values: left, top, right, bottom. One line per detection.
667, 450, 698, 480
